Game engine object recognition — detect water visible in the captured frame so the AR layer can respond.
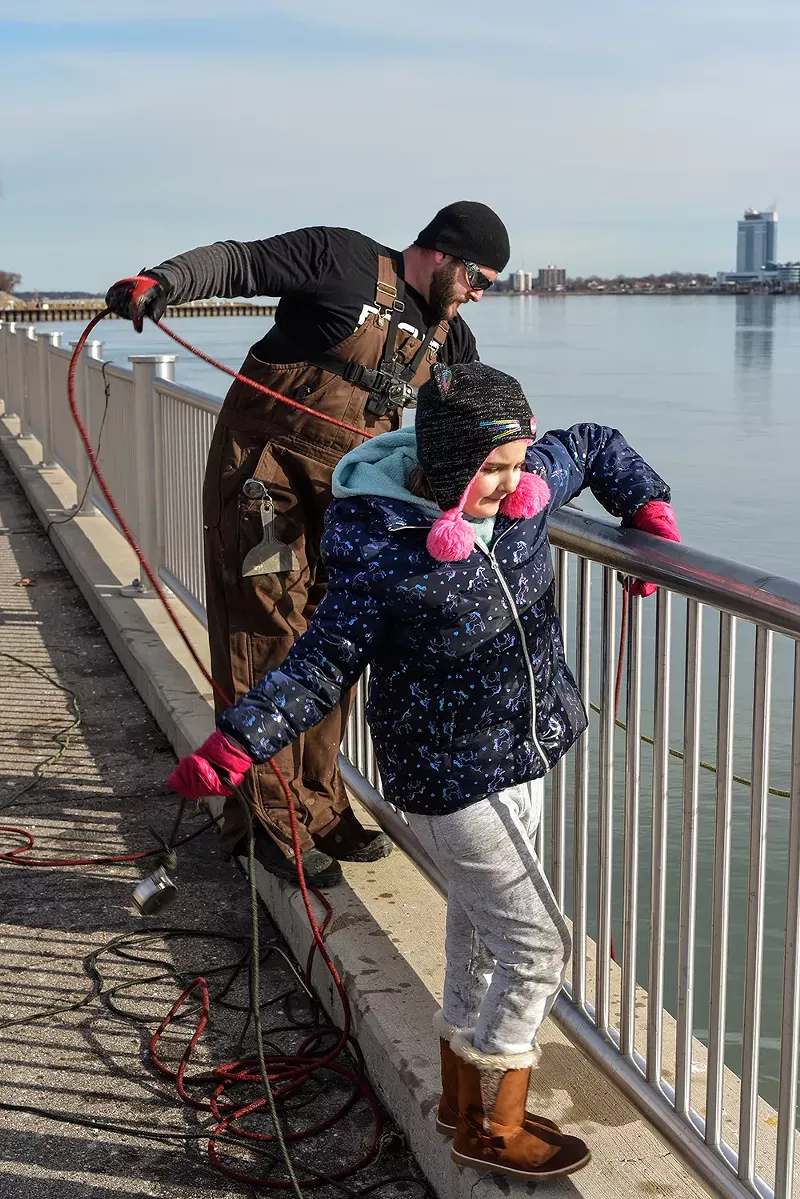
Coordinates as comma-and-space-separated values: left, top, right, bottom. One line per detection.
50, 294, 800, 576
45, 296, 800, 1137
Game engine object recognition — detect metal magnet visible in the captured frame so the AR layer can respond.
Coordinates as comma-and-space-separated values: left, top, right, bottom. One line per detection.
133, 865, 178, 915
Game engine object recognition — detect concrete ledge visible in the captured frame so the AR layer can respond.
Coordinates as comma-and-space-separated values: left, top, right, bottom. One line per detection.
1, 416, 714, 1199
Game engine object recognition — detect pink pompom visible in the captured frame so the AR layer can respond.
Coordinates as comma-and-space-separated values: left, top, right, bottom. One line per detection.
426, 512, 476, 562
500, 470, 551, 519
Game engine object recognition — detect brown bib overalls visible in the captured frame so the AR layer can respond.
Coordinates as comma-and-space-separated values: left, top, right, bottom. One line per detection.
202, 255, 448, 857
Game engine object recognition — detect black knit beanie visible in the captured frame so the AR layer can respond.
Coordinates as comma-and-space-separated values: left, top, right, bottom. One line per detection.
416, 362, 537, 512
415, 201, 510, 272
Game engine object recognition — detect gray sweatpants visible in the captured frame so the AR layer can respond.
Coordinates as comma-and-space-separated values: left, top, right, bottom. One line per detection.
406, 781, 570, 1056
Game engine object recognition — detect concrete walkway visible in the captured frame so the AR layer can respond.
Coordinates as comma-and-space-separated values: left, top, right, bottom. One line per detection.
0, 450, 427, 1199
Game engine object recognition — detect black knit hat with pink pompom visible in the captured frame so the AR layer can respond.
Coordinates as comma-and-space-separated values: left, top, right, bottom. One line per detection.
415, 362, 551, 562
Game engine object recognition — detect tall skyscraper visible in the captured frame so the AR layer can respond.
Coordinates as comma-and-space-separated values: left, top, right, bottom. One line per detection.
736, 209, 778, 273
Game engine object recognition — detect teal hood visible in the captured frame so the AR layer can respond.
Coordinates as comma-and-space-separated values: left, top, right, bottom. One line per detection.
331, 427, 496, 546
332, 428, 438, 517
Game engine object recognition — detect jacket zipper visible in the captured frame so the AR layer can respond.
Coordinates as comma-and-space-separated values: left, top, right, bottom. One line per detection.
478, 525, 548, 772
393, 519, 549, 771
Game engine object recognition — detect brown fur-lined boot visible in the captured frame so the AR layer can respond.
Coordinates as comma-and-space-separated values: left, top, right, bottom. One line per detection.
449, 1032, 591, 1181
433, 1012, 560, 1139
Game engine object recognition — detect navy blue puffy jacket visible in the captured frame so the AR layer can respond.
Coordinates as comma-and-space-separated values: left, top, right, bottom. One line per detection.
219, 425, 669, 815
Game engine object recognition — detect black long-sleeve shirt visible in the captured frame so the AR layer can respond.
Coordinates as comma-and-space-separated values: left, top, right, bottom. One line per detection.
148, 226, 478, 365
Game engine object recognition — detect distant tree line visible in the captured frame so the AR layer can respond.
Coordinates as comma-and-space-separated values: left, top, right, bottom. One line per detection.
566, 272, 716, 289
495, 270, 718, 292
15, 291, 102, 301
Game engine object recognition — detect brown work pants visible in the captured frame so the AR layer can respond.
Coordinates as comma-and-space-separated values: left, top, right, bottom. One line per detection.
204, 428, 356, 856
202, 351, 396, 858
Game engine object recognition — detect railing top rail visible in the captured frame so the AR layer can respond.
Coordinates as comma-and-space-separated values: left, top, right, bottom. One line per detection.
549, 508, 800, 639
153, 376, 223, 415
84, 358, 134, 382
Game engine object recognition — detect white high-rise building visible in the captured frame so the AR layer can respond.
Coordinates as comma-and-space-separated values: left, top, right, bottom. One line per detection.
736, 209, 778, 274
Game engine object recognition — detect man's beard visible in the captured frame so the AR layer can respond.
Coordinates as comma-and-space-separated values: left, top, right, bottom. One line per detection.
427, 259, 460, 322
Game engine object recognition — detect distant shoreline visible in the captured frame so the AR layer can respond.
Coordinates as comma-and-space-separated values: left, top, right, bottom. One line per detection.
489, 288, 799, 298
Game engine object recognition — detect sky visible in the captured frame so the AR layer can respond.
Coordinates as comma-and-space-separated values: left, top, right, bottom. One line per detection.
2, 1, 799, 290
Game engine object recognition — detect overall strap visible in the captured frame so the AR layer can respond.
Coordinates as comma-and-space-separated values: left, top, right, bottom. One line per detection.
375, 253, 407, 375
374, 253, 403, 313
404, 317, 449, 379
302, 256, 448, 407
377, 255, 450, 382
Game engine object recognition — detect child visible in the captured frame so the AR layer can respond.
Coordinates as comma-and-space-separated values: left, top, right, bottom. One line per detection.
169, 362, 679, 1181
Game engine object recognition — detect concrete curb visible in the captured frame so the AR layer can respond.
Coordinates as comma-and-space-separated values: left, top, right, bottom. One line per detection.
1, 416, 714, 1199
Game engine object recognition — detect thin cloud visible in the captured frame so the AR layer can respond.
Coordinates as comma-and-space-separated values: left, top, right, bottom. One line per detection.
3, 5, 799, 287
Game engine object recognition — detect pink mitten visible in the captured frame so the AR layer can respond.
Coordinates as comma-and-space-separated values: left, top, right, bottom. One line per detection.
167, 729, 253, 800
625, 501, 680, 598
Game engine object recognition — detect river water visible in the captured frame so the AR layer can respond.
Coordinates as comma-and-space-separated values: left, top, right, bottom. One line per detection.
53, 293, 800, 574
46, 295, 800, 1131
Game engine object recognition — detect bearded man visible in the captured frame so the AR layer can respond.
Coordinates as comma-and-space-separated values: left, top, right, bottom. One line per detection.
106, 201, 510, 886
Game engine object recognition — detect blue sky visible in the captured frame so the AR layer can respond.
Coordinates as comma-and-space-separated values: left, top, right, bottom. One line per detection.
2, 1, 799, 290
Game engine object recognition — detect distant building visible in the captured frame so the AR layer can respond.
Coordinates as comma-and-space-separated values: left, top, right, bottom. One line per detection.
720, 208, 797, 287
720, 262, 800, 287
736, 208, 778, 274
510, 269, 534, 292
538, 265, 566, 291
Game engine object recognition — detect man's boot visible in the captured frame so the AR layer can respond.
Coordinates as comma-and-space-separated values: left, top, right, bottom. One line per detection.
233, 826, 343, 889
314, 806, 393, 863
433, 1012, 560, 1139
450, 1033, 591, 1180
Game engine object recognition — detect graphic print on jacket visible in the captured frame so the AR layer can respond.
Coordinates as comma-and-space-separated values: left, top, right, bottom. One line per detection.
218, 424, 670, 815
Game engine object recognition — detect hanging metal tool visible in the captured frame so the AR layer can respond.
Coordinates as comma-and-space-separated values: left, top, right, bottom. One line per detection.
132, 830, 178, 915
241, 479, 300, 576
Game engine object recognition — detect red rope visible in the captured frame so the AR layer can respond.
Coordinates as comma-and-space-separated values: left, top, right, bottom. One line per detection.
155, 318, 375, 441
0, 310, 376, 1188
0, 817, 216, 867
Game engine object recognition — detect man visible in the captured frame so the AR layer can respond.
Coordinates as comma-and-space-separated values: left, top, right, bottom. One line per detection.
106, 200, 510, 887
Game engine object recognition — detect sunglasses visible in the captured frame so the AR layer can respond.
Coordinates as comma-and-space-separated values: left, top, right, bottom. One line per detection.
461, 260, 495, 292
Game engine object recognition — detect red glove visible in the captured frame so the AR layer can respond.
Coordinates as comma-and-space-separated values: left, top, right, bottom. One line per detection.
105, 273, 168, 332
625, 500, 680, 598
167, 730, 253, 800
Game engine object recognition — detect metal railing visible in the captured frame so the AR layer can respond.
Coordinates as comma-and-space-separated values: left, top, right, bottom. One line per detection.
2, 321, 799, 1199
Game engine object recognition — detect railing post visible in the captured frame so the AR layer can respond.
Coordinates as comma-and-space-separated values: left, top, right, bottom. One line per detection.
0, 323, 7, 416
572, 557, 591, 1012
738, 625, 773, 1184
596, 566, 616, 1034
647, 589, 672, 1085
37, 330, 62, 468
675, 599, 703, 1115
68, 339, 104, 514
621, 593, 643, 1058
774, 641, 800, 1199
125, 354, 178, 596
4, 323, 20, 420
706, 613, 736, 1151
14, 324, 36, 438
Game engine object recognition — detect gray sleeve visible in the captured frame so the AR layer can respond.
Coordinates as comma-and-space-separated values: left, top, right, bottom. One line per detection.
146, 228, 333, 305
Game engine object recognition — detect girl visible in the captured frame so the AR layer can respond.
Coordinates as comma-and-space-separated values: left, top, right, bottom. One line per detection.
169, 362, 679, 1182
